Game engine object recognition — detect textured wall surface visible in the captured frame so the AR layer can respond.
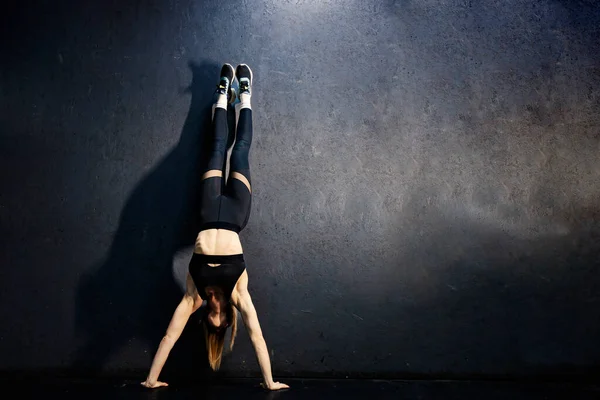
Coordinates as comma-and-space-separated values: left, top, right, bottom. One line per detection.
1, 0, 599, 379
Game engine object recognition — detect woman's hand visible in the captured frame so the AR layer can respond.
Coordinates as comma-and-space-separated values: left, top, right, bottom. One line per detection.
140, 380, 169, 389
261, 381, 290, 391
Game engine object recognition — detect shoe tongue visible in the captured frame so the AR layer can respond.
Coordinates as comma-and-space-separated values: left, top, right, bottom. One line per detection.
218, 77, 229, 90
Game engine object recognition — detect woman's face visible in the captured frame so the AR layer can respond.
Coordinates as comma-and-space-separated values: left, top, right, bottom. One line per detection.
205, 287, 224, 312
205, 287, 228, 329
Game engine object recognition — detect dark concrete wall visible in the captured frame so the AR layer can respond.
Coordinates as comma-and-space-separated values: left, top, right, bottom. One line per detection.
1, 0, 599, 379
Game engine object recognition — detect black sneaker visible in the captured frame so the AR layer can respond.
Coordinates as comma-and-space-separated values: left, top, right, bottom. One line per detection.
216, 63, 236, 103
236, 64, 253, 96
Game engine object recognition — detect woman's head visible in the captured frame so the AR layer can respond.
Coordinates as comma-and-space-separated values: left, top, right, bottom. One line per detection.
202, 288, 238, 371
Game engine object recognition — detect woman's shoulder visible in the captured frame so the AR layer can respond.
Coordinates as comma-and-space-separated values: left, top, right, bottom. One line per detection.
230, 269, 249, 307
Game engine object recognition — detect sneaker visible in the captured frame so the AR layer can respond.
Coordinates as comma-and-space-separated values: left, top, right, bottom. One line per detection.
216, 63, 236, 104
236, 64, 253, 96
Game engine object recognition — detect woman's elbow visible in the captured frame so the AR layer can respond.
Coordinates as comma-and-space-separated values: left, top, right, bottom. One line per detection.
247, 323, 265, 343
161, 334, 176, 345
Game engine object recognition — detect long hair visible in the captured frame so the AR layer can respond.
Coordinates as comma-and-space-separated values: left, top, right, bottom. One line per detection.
202, 303, 238, 371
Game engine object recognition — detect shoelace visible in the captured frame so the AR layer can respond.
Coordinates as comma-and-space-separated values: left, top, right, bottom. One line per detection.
217, 77, 230, 94
239, 77, 250, 93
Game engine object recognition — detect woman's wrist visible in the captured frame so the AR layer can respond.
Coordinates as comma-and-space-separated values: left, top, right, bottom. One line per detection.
263, 377, 275, 387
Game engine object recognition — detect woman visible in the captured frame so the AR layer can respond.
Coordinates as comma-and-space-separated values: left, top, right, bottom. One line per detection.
141, 64, 289, 391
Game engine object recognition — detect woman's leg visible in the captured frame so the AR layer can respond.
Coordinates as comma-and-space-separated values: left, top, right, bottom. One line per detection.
199, 64, 235, 225
226, 64, 253, 230
205, 108, 228, 175
229, 108, 252, 189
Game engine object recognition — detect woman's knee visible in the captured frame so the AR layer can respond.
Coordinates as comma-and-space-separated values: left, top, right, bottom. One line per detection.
230, 142, 250, 171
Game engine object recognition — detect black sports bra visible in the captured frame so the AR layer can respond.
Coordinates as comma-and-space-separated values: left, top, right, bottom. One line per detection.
188, 253, 245, 300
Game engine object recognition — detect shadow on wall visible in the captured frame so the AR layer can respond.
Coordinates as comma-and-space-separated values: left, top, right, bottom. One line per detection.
73, 60, 236, 379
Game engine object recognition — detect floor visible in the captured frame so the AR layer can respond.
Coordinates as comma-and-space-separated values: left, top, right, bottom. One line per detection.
4, 375, 599, 400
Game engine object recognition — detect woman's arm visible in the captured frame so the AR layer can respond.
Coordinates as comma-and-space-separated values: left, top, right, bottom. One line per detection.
232, 271, 289, 391
141, 273, 202, 388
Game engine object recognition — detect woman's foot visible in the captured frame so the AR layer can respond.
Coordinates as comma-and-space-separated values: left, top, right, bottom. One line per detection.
236, 64, 252, 95
215, 63, 236, 106
236, 64, 252, 109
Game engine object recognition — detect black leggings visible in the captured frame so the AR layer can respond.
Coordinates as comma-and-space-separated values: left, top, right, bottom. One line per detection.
199, 106, 253, 233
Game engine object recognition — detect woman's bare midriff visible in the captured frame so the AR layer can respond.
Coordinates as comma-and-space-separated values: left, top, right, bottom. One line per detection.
194, 229, 243, 256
